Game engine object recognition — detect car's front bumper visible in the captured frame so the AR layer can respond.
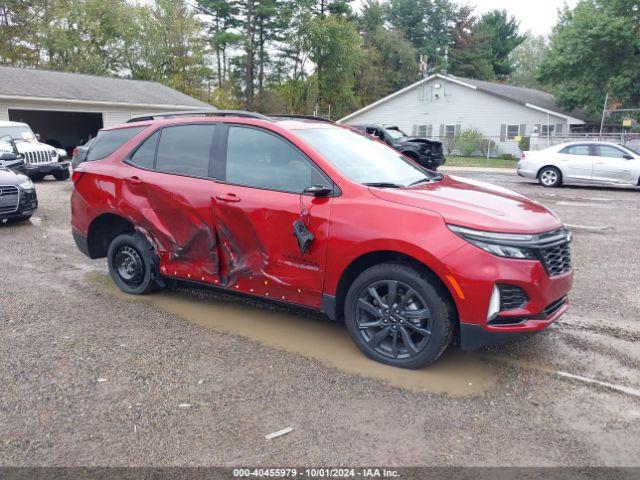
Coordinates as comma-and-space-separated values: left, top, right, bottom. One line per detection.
440, 242, 573, 351
0, 187, 38, 219
25, 161, 70, 176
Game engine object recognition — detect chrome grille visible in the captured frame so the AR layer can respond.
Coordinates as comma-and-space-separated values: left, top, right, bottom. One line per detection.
24, 150, 53, 164
0, 185, 19, 213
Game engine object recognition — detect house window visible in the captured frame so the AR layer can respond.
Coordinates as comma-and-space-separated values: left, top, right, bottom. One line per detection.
414, 124, 432, 137
506, 124, 520, 140
541, 124, 555, 135
444, 124, 456, 138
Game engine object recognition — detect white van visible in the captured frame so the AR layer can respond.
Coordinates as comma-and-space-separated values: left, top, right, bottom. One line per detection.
0, 121, 70, 181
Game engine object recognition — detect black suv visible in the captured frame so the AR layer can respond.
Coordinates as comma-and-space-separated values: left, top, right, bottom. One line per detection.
351, 124, 445, 170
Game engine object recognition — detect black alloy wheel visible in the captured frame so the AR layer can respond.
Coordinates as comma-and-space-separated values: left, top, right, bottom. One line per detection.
344, 263, 453, 368
355, 280, 432, 360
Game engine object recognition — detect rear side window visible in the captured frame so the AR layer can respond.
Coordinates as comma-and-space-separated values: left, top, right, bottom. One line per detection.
129, 131, 160, 169
155, 124, 215, 177
561, 145, 590, 156
87, 127, 145, 161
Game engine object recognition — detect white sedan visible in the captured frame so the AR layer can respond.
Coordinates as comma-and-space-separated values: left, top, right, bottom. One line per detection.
517, 141, 640, 188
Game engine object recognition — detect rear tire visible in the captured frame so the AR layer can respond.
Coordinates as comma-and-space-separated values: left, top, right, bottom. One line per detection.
344, 263, 453, 369
538, 166, 562, 187
107, 232, 159, 295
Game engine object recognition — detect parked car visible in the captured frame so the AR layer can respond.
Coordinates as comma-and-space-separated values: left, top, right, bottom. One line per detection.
518, 141, 640, 188
0, 135, 27, 175
0, 162, 38, 223
0, 121, 70, 181
350, 124, 446, 170
71, 111, 572, 369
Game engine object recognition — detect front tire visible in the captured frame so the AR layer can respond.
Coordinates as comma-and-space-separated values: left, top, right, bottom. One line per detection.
538, 166, 562, 187
107, 232, 159, 295
53, 169, 70, 181
29, 174, 45, 182
344, 263, 453, 369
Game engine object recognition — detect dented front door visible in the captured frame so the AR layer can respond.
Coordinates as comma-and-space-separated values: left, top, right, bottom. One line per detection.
211, 124, 333, 308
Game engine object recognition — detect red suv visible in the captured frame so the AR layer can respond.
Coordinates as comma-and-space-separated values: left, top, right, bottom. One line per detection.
71, 111, 573, 368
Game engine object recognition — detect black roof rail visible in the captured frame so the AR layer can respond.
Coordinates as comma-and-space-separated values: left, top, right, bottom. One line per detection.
127, 109, 273, 123
271, 114, 335, 123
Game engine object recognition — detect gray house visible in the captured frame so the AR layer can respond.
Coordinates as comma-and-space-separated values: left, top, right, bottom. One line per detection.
339, 74, 587, 156
0, 66, 212, 153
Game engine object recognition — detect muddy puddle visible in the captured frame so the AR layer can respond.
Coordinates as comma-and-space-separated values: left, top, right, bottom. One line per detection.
88, 272, 499, 396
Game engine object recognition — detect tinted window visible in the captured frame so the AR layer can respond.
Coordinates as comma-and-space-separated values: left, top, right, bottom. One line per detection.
561, 145, 591, 156
129, 131, 159, 169
155, 124, 215, 177
226, 126, 315, 192
87, 127, 144, 161
596, 145, 626, 159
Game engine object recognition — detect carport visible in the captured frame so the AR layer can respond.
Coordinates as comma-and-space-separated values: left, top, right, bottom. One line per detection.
9, 109, 103, 156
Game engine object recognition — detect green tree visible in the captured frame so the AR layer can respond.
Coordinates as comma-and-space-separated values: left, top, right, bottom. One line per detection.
357, 26, 417, 107
385, 0, 456, 69
474, 9, 525, 79
539, 0, 640, 118
124, 0, 210, 99
509, 34, 550, 89
306, 15, 361, 117
197, 0, 242, 88
448, 5, 493, 79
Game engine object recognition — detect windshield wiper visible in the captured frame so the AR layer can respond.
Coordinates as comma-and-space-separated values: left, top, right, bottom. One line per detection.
363, 182, 404, 188
408, 177, 433, 186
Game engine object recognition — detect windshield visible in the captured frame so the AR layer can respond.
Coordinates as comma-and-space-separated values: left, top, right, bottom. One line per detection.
0, 125, 35, 141
296, 127, 439, 187
621, 144, 640, 156
385, 128, 408, 140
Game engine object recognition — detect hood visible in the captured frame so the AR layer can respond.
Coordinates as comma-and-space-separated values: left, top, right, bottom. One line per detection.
0, 167, 25, 186
14, 139, 57, 154
369, 175, 562, 234
403, 137, 441, 146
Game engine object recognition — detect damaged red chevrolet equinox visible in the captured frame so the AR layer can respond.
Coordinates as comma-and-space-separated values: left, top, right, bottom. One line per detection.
71, 111, 573, 368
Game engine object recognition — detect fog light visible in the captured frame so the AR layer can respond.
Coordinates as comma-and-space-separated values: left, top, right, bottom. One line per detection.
487, 285, 500, 321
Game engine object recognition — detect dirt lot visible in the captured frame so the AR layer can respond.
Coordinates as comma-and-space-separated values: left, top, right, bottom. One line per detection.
1, 173, 639, 467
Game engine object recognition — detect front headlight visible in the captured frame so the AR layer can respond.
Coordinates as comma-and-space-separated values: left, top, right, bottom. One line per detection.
448, 225, 537, 259
18, 179, 34, 191
51, 150, 58, 157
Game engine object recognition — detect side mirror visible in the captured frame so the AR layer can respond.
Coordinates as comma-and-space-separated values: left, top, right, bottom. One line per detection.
303, 184, 332, 197
623, 154, 634, 160
0, 152, 17, 161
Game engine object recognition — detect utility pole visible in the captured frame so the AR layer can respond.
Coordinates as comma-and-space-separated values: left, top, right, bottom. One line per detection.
599, 92, 609, 140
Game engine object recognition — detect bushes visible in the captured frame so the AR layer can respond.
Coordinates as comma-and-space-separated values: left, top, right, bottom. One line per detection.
453, 129, 484, 156
518, 136, 531, 152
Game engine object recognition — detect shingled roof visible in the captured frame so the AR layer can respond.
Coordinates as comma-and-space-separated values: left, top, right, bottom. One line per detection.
0, 66, 211, 108
454, 76, 586, 121
340, 73, 587, 123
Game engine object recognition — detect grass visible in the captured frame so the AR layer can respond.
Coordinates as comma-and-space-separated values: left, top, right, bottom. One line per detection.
444, 156, 518, 169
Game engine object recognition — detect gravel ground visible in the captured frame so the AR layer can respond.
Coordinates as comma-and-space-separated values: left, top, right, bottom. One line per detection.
0, 175, 639, 467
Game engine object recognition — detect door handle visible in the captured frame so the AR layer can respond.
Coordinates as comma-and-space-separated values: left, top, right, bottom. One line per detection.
215, 193, 241, 203
124, 176, 142, 185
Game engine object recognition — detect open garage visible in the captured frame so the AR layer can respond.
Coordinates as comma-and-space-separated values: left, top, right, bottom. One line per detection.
0, 66, 212, 154
9, 109, 103, 157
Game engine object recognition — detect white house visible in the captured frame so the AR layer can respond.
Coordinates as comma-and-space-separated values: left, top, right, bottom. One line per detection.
0, 66, 212, 153
339, 74, 587, 156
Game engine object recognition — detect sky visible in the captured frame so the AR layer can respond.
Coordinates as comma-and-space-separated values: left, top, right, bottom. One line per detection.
460, 0, 579, 36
